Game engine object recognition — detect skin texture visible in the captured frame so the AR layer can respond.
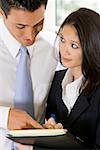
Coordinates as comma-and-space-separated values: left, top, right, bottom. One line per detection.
8, 108, 43, 129
1, 5, 46, 130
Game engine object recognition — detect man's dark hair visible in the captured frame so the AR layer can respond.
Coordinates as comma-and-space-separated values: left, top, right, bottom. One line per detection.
0, 0, 48, 17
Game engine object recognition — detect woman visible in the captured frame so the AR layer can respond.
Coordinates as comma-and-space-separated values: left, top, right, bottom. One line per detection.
44, 8, 100, 149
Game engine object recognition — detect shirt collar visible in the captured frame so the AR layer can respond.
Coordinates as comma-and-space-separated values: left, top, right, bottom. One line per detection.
62, 68, 83, 89
0, 17, 21, 58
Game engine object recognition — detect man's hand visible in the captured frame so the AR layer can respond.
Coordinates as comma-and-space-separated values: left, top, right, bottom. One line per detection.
8, 108, 43, 130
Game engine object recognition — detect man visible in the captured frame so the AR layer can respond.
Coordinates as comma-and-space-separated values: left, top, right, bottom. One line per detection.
0, 0, 57, 149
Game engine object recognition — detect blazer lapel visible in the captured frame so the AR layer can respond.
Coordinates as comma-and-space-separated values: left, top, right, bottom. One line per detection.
66, 94, 89, 127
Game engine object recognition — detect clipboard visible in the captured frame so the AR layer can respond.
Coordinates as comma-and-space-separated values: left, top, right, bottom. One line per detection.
7, 129, 85, 149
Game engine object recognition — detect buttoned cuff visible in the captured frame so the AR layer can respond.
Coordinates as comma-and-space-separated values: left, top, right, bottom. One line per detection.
0, 106, 10, 129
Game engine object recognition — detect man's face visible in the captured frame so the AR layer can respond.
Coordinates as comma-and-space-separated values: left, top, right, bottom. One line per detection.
2, 5, 45, 46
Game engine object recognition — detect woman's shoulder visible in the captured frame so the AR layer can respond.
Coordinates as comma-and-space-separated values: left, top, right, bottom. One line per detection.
51, 69, 67, 87
88, 84, 100, 101
55, 69, 67, 80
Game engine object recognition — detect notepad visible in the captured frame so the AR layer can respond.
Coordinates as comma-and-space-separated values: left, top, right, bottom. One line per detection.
9, 129, 67, 137
7, 129, 84, 148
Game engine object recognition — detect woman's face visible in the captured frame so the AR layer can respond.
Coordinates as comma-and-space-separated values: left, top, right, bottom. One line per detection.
59, 24, 82, 69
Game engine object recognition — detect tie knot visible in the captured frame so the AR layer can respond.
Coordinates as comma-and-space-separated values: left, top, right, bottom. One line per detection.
20, 45, 28, 54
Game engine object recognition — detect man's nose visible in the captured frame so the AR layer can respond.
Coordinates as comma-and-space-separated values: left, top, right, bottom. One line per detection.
25, 28, 36, 41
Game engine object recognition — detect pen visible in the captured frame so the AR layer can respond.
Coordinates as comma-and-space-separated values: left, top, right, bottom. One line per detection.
50, 113, 57, 122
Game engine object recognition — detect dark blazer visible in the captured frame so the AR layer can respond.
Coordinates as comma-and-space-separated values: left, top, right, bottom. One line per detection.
46, 70, 100, 149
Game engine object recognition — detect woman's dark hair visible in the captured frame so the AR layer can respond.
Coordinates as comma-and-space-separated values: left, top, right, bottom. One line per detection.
0, 0, 48, 17
58, 8, 100, 94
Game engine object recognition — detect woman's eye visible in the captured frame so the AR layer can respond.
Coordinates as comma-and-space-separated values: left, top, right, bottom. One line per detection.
60, 36, 65, 43
72, 44, 78, 49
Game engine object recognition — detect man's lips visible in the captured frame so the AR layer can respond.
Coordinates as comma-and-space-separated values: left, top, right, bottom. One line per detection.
25, 39, 33, 44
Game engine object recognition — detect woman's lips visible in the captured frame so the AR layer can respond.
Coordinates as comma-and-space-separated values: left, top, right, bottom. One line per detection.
62, 57, 72, 61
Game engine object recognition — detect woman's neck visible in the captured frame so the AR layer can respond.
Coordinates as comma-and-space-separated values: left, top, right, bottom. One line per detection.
71, 67, 82, 81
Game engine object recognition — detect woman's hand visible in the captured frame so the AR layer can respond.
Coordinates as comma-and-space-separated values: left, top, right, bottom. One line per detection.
43, 117, 63, 129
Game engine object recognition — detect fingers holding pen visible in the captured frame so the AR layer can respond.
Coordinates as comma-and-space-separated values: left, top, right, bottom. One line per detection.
43, 117, 63, 129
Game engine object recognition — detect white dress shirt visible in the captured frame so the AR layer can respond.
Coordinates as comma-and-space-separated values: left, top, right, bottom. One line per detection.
0, 17, 57, 149
62, 69, 83, 114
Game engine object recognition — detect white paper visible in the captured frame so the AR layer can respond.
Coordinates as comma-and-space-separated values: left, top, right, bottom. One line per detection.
9, 129, 67, 137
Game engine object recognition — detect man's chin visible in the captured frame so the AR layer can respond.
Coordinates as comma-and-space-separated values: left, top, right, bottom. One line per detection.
22, 41, 34, 46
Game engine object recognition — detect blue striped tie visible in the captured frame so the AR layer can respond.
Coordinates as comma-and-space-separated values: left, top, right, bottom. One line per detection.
14, 45, 34, 118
